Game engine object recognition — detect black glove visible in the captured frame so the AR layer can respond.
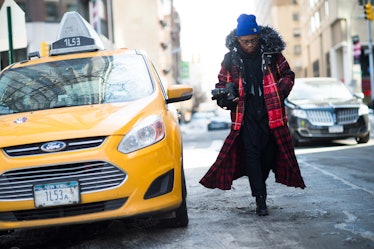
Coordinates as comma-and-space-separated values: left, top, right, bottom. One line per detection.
216, 83, 237, 110
217, 97, 237, 110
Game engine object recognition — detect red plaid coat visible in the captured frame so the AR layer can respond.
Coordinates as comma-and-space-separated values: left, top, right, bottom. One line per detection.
199, 27, 305, 190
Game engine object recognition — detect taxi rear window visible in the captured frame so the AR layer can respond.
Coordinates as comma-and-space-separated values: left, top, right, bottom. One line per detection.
0, 54, 154, 115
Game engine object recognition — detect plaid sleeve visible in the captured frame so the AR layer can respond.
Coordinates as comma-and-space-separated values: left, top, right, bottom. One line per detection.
275, 53, 295, 98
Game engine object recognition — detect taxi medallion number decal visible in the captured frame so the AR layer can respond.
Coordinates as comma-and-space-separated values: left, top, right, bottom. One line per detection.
52, 36, 95, 49
33, 181, 80, 208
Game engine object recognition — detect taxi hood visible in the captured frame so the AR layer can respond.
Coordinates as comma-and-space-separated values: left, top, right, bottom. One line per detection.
0, 97, 162, 148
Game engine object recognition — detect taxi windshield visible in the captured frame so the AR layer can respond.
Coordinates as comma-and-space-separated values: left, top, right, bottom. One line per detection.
0, 53, 154, 115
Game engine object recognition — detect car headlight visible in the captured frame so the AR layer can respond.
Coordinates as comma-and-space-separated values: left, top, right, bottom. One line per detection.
359, 104, 369, 116
291, 109, 307, 119
118, 115, 165, 154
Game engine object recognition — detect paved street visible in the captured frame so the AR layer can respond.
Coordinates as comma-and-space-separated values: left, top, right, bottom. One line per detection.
182, 129, 374, 249
1, 116, 374, 249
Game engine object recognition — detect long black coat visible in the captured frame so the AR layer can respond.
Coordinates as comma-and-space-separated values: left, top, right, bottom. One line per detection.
200, 26, 306, 190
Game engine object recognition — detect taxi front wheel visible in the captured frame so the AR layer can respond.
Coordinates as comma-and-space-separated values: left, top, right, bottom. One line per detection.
160, 171, 189, 228
154, 197, 188, 228
169, 197, 189, 228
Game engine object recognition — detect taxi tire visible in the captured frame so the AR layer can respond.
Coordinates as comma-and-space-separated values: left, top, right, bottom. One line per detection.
163, 170, 189, 228
171, 197, 189, 228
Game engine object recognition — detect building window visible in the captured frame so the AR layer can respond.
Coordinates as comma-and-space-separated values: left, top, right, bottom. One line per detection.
294, 61, 302, 71
63, 0, 78, 13
313, 60, 320, 77
45, 0, 59, 22
293, 28, 301, 38
309, 0, 318, 8
324, 0, 329, 18
326, 52, 331, 76
293, 12, 299, 22
294, 45, 301, 55
310, 11, 321, 33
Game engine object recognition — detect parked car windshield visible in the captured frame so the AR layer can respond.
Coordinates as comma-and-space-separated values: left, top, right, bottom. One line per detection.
288, 78, 353, 101
0, 54, 154, 115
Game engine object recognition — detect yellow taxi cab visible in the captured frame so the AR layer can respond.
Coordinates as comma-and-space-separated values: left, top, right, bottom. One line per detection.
0, 11, 193, 232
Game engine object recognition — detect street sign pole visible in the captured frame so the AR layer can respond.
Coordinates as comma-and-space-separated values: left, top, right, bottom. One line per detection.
6, 6, 13, 64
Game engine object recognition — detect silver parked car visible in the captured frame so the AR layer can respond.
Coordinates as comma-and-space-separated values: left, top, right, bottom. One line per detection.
285, 77, 370, 146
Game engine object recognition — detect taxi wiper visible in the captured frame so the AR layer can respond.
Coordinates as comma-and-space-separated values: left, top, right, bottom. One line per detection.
51, 104, 70, 109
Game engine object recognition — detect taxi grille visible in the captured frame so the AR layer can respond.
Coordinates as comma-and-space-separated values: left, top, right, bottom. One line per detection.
2, 136, 106, 157
0, 161, 127, 201
306, 108, 359, 126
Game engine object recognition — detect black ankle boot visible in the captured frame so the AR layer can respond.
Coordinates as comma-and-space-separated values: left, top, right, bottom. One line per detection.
255, 195, 268, 216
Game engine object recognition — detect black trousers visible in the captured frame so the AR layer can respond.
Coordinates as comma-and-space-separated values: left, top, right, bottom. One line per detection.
240, 115, 276, 197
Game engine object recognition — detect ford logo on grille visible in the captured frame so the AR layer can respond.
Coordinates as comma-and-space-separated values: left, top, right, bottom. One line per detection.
41, 141, 67, 152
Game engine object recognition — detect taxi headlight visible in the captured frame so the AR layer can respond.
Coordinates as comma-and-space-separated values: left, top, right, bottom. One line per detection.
359, 104, 369, 116
118, 115, 165, 154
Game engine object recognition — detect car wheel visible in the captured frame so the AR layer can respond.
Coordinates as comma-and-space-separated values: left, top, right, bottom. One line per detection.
355, 132, 370, 144
160, 165, 189, 228
168, 167, 189, 227
160, 191, 188, 228
168, 197, 189, 228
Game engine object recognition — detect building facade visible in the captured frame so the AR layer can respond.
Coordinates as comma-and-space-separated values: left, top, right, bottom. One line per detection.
254, 0, 303, 78
0, 0, 180, 87
254, 0, 374, 103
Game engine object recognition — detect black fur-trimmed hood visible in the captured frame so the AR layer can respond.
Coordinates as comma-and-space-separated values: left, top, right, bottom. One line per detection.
225, 26, 286, 53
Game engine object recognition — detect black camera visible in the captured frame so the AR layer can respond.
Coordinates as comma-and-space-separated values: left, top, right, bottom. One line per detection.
211, 82, 237, 100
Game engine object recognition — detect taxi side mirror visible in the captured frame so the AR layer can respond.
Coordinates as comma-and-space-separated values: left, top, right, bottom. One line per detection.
166, 85, 193, 104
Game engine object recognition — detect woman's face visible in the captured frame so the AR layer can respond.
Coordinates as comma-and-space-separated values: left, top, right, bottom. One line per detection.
237, 34, 260, 54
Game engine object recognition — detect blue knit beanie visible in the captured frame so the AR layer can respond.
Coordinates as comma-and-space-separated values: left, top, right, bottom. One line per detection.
236, 14, 260, 36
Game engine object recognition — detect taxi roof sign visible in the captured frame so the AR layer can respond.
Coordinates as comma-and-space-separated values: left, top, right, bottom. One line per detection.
50, 11, 104, 56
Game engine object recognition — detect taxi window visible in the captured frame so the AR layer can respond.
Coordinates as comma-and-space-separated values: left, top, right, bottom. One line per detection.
0, 54, 154, 115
